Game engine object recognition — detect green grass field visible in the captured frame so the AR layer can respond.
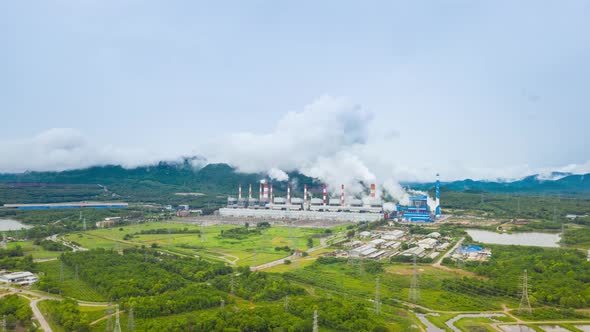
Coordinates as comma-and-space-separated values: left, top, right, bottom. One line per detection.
65, 222, 330, 266
7, 241, 62, 259
36, 260, 107, 302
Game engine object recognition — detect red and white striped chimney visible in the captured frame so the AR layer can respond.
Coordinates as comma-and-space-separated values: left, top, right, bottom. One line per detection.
303, 184, 308, 209
287, 184, 291, 204
370, 184, 376, 198
238, 184, 242, 200
322, 184, 327, 206
249, 184, 252, 199
270, 184, 273, 202
263, 183, 269, 200
341, 184, 345, 207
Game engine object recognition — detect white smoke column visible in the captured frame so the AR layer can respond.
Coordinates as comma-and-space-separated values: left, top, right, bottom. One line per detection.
268, 168, 289, 181
382, 178, 411, 205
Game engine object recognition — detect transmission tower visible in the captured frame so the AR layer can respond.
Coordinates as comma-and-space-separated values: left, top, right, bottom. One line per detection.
1, 233, 7, 250
220, 299, 225, 311
456, 245, 465, 268
518, 269, 532, 314
1, 315, 5, 332
313, 309, 318, 332
230, 273, 235, 295
284, 295, 289, 312
127, 306, 135, 331
105, 305, 114, 332
113, 304, 121, 332
83, 217, 87, 231
374, 277, 381, 315
75, 265, 79, 281
517, 197, 521, 216
409, 254, 420, 303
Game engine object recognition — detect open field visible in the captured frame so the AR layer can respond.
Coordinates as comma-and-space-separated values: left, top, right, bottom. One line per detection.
7, 240, 62, 259
36, 260, 107, 302
64, 221, 332, 266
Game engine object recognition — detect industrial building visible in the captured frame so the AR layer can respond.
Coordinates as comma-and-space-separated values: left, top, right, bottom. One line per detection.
394, 174, 442, 222
0, 271, 39, 286
221, 183, 385, 222
3, 202, 129, 210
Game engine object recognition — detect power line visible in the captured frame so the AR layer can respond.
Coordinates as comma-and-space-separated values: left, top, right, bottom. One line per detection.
374, 277, 381, 315
518, 269, 532, 314
409, 254, 420, 303
284, 295, 289, 312
313, 309, 318, 332
127, 306, 135, 331
113, 304, 121, 332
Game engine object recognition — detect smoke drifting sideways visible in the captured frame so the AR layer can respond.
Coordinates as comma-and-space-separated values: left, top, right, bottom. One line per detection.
206, 95, 431, 208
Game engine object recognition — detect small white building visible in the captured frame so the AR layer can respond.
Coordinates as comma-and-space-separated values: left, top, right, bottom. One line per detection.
381, 230, 405, 241
417, 238, 438, 250
0, 271, 39, 286
427, 232, 441, 238
359, 231, 372, 238
401, 246, 426, 257
369, 239, 387, 247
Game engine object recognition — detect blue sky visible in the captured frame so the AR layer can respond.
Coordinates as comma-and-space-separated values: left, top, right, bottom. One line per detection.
1, 1, 589, 182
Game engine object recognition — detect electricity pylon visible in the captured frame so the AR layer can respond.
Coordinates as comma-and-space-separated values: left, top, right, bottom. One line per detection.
518, 269, 532, 314
409, 254, 420, 303
127, 306, 135, 331
113, 304, 121, 332
375, 277, 381, 315
313, 309, 318, 332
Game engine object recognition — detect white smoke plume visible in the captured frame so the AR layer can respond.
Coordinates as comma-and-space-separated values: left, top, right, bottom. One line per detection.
267, 168, 289, 181
204, 95, 414, 203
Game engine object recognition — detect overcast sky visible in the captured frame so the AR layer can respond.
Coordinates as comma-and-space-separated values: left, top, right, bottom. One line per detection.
1, 1, 589, 183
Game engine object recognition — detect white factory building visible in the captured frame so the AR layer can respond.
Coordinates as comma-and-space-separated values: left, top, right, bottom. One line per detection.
0, 271, 39, 286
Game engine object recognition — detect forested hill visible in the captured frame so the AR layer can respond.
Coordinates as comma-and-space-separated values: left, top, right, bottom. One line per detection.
0, 161, 318, 206
0, 161, 589, 206
409, 172, 590, 196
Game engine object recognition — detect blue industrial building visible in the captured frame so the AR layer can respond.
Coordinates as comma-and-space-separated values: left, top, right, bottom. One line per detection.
392, 174, 441, 222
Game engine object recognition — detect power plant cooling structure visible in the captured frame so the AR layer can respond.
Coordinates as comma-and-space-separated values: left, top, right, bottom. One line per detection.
435, 174, 441, 217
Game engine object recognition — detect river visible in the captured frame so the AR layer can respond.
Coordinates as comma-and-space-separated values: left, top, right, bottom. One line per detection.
0, 219, 32, 231
466, 229, 561, 247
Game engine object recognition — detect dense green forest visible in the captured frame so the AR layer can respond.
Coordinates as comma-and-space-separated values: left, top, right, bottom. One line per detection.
0, 294, 33, 330
37, 249, 391, 331
445, 246, 590, 308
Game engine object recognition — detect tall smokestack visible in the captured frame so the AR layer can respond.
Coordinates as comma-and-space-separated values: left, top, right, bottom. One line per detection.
435, 173, 441, 216
263, 183, 269, 200
304, 184, 308, 210
341, 184, 345, 207
370, 184, 376, 198
249, 184, 252, 199
287, 184, 291, 204
259, 183, 262, 201
322, 184, 327, 207
270, 184, 273, 203
238, 184, 242, 200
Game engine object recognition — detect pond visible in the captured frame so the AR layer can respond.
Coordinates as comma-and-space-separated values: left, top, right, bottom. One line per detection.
466, 229, 561, 248
0, 219, 32, 231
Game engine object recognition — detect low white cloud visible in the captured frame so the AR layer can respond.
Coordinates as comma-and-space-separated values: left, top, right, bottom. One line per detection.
0, 128, 176, 173
267, 168, 289, 181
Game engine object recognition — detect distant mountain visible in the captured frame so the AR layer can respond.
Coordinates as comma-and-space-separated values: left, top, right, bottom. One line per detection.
0, 160, 318, 206
1, 161, 589, 206
407, 173, 590, 196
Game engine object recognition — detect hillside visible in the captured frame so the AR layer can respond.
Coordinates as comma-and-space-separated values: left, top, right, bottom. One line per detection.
0, 161, 317, 207
408, 173, 590, 196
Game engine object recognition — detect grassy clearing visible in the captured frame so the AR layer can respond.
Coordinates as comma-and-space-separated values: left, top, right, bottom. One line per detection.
285, 261, 516, 312
454, 316, 501, 331
7, 241, 61, 259
67, 222, 328, 266
36, 260, 107, 302
37, 300, 66, 332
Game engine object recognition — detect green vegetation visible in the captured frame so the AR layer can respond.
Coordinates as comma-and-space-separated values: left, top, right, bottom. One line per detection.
0, 294, 33, 330
41, 298, 91, 332
451, 245, 590, 308
0, 245, 35, 271
36, 259, 107, 302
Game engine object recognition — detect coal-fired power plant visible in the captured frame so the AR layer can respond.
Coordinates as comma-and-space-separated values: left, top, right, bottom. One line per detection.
222, 175, 442, 223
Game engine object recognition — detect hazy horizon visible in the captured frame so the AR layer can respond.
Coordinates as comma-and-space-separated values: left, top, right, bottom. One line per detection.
1, 1, 589, 183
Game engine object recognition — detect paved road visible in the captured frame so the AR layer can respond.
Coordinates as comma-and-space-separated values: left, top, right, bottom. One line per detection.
433, 237, 464, 267
1, 285, 58, 332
